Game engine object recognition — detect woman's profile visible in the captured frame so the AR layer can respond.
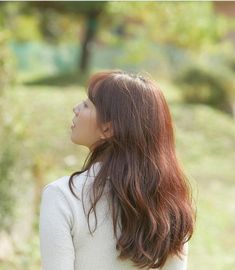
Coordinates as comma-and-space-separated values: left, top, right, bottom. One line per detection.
39, 69, 196, 270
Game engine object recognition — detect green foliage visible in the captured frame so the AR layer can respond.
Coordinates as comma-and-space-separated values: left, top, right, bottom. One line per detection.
0, 27, 19, 230
0, 128, 19, 230
0, 31, 16, 94
1, 2, 234, 49
29, 1, 107, 15
102, 2, 235, 77
107, 2, 235, 51
0, 133, 18, 230
0, 1, 108, 43
0, 87, 31, 231
173, 44, 235, 116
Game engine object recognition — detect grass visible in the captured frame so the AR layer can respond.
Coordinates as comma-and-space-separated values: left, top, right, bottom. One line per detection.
0, 74, 235, 270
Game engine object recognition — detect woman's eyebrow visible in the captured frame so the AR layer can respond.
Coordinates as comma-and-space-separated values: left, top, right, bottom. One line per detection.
86, 99, 92, 105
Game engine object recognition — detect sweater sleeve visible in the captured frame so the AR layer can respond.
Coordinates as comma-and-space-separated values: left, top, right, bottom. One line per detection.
160, 241, 189, 270
39, 184, 75, 270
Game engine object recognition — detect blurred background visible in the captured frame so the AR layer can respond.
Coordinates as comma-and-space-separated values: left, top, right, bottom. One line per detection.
0, 1, 235, 269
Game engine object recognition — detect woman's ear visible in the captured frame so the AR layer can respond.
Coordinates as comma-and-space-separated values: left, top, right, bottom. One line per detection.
100, 121, 113, 139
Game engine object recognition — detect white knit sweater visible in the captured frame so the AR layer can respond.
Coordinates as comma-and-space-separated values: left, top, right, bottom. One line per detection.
39, 161, 189, 270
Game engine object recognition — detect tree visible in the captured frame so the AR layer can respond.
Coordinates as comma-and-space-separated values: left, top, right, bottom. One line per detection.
29, 1, 107, 73
0, 1, 108, 73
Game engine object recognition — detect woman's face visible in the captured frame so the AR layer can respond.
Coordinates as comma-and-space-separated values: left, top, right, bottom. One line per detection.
70, 97, 104, 150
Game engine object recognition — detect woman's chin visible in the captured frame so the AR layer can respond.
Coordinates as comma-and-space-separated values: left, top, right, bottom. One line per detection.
70, 134, 77, 144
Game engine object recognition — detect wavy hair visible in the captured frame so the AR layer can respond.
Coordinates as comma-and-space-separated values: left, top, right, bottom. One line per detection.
68, 69, 196, 269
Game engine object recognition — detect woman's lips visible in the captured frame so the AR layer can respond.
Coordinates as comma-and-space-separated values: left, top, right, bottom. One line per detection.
71, 120, 76, 129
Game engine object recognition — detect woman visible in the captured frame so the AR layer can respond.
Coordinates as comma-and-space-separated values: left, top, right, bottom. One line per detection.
39, 69, 196, 270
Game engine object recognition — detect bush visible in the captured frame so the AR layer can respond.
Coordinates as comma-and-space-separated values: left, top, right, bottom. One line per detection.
0, 29, 18, 231
173, 44, 235, 117
0, 31, 16, 95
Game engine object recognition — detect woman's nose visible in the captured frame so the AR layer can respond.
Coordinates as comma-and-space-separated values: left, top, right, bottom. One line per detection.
73, 105, 80, 115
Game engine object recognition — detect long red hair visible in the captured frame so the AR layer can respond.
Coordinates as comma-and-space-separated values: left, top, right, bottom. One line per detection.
68, 70, 196, 269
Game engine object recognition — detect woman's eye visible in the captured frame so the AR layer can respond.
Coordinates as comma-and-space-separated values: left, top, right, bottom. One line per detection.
83, 101, 88, 108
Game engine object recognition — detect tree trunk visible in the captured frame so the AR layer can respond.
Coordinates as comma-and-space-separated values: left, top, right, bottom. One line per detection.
79, 12, 99, 73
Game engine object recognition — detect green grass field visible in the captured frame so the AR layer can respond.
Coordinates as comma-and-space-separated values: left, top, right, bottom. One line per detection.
1, 76, 235, 270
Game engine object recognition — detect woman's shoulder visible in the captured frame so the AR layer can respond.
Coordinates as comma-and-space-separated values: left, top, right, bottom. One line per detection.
41, 162, 103, 200
42, 175, 71, 193
42, 173, 86, 198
